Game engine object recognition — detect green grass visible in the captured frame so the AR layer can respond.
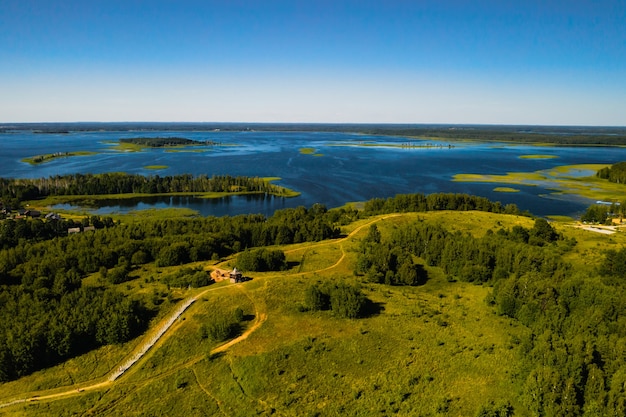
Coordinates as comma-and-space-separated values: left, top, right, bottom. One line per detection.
21, 151, 97, 165
4, 211, 622, 416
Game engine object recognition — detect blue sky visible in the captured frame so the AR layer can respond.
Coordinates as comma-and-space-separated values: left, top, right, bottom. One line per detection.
1, 0, 625, 125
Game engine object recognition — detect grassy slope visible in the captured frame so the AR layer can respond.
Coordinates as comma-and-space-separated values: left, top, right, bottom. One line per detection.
2, 211, 620, 416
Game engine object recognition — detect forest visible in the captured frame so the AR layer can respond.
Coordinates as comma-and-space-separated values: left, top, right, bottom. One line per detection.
0, 173, 291, 209
597, 161, 626, 184
119, 137, 218, 147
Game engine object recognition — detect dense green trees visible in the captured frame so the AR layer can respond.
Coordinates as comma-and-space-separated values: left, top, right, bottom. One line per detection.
236, 248, 287, 272
581, 205, 609, 224
355, 225, 428, 286
119, 137, 198, 147
597, 161, 626, 184
362, 192, 521, 216
0, 173, 292, 205
0, 215, 114, 249
304, 283, 366, 319
0, 286, 148, 381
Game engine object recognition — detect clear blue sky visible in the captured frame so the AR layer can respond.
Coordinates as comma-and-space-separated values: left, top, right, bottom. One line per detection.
1, 0, 625, 125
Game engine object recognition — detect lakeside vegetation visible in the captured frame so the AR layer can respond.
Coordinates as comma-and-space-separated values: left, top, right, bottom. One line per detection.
454, 163, 626, 203
21, 151, 97, 165
105, 137, 221, 153
0, 173, 299, 209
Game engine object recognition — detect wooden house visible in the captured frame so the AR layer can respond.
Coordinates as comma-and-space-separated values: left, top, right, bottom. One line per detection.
229, 268, 243, 283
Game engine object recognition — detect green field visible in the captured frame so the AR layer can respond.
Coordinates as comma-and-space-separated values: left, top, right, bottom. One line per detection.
2, 208, 621, 416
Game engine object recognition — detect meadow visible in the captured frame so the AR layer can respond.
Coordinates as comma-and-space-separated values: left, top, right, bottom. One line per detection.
3, 208, 620, 416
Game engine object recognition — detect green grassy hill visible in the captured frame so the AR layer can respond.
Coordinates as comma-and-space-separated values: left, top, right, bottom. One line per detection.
1, 211, 624, 416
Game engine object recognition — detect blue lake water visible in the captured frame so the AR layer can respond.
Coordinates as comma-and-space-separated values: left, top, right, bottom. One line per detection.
1, 130, 625, 217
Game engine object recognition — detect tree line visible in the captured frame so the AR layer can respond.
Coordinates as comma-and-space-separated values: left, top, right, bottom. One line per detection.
0, 173, 291, 208
597, 161, 626, 184
119, 137, 198, 147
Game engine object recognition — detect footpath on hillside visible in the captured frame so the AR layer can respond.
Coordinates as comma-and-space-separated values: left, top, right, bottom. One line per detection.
0, 214, 393, 410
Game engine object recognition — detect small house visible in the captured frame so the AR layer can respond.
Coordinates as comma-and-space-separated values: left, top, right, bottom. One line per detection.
25, 210, 41, 218
45, 212, 62, 220
229, 268, 243, 283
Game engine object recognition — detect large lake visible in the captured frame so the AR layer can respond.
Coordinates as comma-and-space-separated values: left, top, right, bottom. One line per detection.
2, 130, 624, 217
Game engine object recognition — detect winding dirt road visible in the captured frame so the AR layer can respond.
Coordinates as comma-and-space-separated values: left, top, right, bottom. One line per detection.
0, 214, 395, 410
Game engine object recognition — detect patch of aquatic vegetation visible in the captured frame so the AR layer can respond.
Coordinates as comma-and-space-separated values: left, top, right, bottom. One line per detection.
519, 155, 559, 159
144, 165, 169, 170
331, 141, 454, 149
299, 147, 324, 157
455, 163, 622, 201
493, 187, 520, 193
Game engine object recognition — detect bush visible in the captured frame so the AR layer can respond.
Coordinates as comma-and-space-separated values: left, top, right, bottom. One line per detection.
305, 284, 330, 311
200, 315, 240, 342
330, 283, 366, 319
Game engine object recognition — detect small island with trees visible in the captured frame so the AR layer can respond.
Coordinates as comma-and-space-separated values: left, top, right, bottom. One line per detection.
21, 151, 97, 165
118, 137, 221, 149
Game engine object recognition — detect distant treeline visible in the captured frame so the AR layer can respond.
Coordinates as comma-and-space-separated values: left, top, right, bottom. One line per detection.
5, 122, 626, 145
0, 173, 290, 206
120, 137, 217, 147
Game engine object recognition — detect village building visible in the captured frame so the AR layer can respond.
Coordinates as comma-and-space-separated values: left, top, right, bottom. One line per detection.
229, 268, 243, 283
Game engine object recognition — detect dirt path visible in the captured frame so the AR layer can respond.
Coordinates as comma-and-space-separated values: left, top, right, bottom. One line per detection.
0, 214, 396, 411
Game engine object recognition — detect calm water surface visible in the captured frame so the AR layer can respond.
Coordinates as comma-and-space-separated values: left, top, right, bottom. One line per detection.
2, 130, 624, 217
